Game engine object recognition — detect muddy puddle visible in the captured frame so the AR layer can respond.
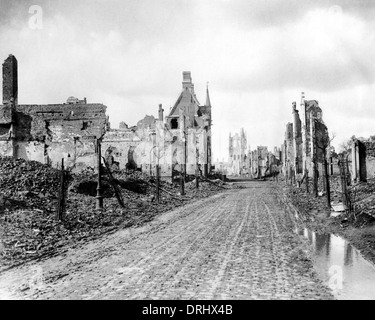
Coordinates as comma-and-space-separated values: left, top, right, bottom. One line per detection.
298, 228, 375, 300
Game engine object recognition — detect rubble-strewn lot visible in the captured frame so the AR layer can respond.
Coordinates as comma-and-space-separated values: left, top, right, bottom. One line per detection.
280, 174, 375, 264
0, 157, 236, 271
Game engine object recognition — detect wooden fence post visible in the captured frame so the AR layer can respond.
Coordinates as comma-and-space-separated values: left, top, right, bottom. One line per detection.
57, 158, 65, 221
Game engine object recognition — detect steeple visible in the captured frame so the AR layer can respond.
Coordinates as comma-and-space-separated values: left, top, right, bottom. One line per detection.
205, 82, 211, 107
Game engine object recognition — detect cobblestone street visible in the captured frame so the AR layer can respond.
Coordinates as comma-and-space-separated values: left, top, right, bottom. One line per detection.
0, 180, 333, 300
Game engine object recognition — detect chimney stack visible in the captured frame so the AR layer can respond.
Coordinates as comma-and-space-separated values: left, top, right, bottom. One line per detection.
158, 104, 164, 121
2, 54, 18, 105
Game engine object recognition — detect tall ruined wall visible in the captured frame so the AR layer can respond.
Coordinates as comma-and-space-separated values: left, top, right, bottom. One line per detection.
11, 103, 107, 170
2, 55, 18, 105
362, 140, 375, 179
102, 120, 208, 177
0, 54, 109, 171
227, 129, 247, 176
102, 129, 142, 171
304, 101, 322, 162
0, 102, 15, 157
285, 122, 294, 168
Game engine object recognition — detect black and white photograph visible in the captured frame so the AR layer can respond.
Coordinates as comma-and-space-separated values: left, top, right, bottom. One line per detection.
0, 0, 375, 305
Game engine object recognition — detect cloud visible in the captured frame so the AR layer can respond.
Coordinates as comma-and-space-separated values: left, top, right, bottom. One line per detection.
218, 0, 375, 28
0, 0, 375, 161
192, 6, 375, 93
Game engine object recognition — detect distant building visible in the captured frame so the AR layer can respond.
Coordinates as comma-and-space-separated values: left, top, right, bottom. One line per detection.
228, 128, 247, 176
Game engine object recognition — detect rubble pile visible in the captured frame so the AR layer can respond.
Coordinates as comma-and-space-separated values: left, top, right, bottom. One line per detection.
0, 158, 230, 269
282, 173, 375, 227
348, 178, 375, 221
0, 157, 61, 211
283, 185, 329, 218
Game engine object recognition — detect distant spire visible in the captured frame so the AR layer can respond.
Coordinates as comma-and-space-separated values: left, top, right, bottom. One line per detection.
205, 82, 211, 107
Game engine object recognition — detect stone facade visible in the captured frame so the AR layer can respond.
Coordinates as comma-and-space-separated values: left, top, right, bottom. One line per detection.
228, 128, 247, 176
0, 56, 212, 178
0, 55, 107, 171
102, 71, 212, 178
283, 93, 329, 179
248, 146, 279, 178
2, 54, 18, 105
351, 137, 375, 182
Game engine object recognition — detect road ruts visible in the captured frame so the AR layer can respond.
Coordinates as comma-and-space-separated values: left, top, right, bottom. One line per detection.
0, 180, 334, 300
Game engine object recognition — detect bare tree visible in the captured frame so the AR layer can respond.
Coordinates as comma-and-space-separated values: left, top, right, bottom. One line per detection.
339, 135, 356, 155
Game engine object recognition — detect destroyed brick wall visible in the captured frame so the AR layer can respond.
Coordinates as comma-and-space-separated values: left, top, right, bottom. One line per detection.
0, 56, 211, 177
292, 102, 303, 173
0, 102, 15, 157
228, 129, 247, 176
0, 54, 108, 171
364, 141, 375, 179
103, 73, 212, 179
304, 100, 323, 172
284, 122, 294, 174
351, 139, 375, 181
13, 103, 107, 170
282, 96, 330, 179
102, 71, 211, 177
257, 146, 269, 177
164, 71, 212, 176
102, 113, 209, 178
102, 128, 141, 170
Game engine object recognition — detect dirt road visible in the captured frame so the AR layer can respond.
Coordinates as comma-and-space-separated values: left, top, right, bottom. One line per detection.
0, 180, 333, 300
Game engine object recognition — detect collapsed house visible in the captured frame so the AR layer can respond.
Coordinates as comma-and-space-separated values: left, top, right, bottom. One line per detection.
248, 146, 280, 178
0, 55, 212, 178
282, 94, 329, 179
350, 137, 375, 182
102, 71, 212, 178
228, 128, 248, 176
0, 55, 107, 171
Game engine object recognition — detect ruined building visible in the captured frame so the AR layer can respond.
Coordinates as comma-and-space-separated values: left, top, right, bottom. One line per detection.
0, 56, 212, 178
165, 71, 212, 177
350, 137, 375, 182
102, 71, 212, 178
249, 146, 269, 178
228, 128, 247, 176
282, 93, 329, 178
0, 54, 107, 171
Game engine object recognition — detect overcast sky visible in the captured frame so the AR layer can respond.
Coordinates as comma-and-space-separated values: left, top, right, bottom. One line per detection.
1, 0, 375, 161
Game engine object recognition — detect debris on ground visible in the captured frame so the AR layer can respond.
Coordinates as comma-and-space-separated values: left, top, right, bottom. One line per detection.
279, 173, 375, 265
0, 156, 237, 270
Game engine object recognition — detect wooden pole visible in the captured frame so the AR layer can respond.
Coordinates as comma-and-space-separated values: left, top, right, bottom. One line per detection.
102, 156, 124, 208
180, 169, 185, 195
96, 139, 103, 210
324, 157, 331, 208
313, 162, 318, 197
330, 157, 333, 175
57, 158, 65, 221
195, 134, 199, 189
156, 164, 160, 203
